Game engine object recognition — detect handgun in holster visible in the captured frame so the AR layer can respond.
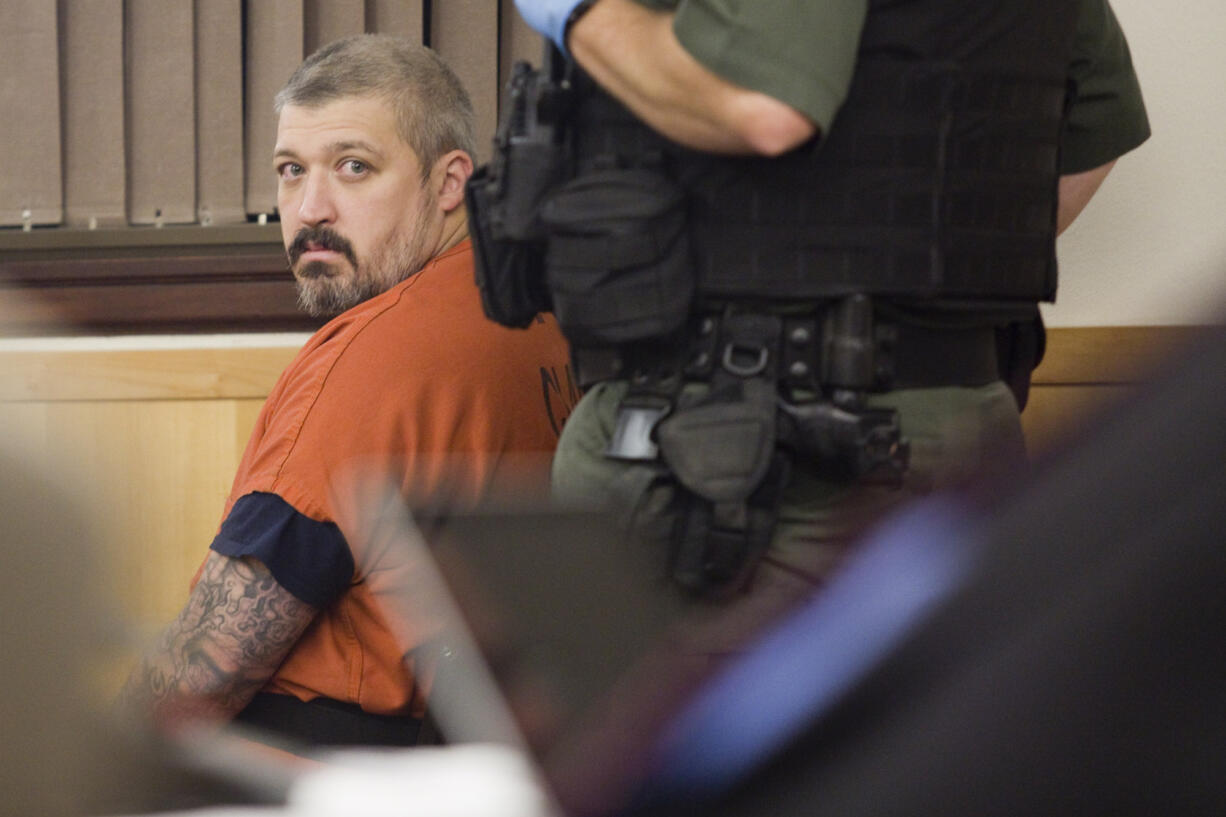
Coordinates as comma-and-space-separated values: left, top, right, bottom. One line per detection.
465, 46, 575, 327
779, 294, 910, 485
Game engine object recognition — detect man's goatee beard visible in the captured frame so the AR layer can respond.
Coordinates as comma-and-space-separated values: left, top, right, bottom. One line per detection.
295, 271, 382, 317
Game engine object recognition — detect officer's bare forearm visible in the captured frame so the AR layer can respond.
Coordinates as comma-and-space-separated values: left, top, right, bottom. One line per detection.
117, 552, 316, 730
568, 0, 816, 155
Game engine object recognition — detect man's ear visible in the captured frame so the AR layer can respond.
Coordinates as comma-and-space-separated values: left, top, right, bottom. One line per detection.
433, 149, 474, 212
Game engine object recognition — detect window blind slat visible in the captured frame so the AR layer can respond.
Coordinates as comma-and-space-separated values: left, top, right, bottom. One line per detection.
431, 0, 499, 165
500, 0, 545, 96
196, 0, 246, 226
126, 0, 196, 226
306, 0, 366, 54
367, 0, 424, 41
61, 0, 126, 229
244, 0, 305, 217
0, 1, 63, 226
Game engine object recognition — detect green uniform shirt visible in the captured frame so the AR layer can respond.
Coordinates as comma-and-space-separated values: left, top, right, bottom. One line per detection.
1063, 0, 1150, 172
636, 0, 1149, 171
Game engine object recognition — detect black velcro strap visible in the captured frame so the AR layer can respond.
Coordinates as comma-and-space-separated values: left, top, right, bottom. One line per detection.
234, 692, 421, 748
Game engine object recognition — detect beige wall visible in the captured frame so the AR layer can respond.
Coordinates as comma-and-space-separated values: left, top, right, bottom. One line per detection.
1048, 0, 1226, 328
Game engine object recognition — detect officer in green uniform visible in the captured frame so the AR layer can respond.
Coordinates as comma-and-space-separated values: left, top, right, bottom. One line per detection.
479, 0, 1150, 636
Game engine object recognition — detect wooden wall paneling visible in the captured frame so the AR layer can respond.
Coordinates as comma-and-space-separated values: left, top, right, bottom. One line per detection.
47, 399, 250, 626
1032, 325, 1215, 385
24, 276, 305, 334
0, 347, 296, 402
0, 251, 317, 336
431, 0, 500, 164
0, 328, 1206, 663
0, 403, 51, 462
245, 0, 305, 216
306, 0, 366, 53
60, 0, 127, 229
0, 346, 295, 632
0, 1, 63, 226
0, 288, 77, 338
0, 224, 317, 336
366, 0, 424, 41
1021, 384, 1136, 459
125, 0, 197, 226
195, 0, 247, 225
1022, 326, 1215, 458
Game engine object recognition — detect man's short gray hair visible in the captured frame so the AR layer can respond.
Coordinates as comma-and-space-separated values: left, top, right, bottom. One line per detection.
275, 34, 477, 178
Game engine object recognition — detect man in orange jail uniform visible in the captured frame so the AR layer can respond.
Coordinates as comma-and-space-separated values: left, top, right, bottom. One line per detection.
118, 34, 577, 748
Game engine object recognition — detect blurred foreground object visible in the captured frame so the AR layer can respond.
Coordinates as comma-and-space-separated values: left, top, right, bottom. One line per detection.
0, 437, 263, 814
287, 744, 551, 817
0, 440, 110, 816
628, 325, 1226, 816
0, 290, 272, 814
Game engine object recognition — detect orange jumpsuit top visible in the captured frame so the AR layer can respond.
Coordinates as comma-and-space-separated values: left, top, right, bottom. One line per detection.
209, 240, 578, 716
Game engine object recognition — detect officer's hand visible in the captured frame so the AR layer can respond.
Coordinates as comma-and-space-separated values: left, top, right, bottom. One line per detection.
513, 0, 588, 55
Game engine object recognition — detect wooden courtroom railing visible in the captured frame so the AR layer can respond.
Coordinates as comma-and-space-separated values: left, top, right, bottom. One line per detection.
0, 325, 1208, 689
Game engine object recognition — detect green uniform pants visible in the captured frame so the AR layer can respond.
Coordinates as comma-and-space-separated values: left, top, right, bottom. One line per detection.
551, 378, 1028, 652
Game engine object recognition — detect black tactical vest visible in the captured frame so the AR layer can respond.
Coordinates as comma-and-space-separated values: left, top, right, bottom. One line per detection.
565, 0, 1081, 314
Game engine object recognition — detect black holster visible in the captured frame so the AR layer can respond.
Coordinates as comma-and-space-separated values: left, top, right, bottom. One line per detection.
465, 59, 570, 327
656, 367, 788, 598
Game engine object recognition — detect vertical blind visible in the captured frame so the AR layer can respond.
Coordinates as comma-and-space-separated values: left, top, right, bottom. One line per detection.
0, 0, 542, 231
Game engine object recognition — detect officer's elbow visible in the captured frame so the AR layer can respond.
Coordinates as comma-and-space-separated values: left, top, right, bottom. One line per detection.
733, 95, 818, 156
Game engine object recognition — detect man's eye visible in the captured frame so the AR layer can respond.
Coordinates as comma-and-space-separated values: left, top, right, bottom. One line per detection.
341, 159, 368, 175
278, 162, 304, 179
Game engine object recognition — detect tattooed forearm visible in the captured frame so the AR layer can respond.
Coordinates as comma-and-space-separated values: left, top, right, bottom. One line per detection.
117, 551, 316, 730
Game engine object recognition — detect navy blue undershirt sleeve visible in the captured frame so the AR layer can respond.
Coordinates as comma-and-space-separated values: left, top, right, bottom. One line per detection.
210, 491, 355, 608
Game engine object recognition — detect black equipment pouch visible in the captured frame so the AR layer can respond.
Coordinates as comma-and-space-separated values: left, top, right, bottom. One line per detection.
656, 376, 777, 507
466, 162, 552, 327
539, 167, 694, 346
653, 314, 787, 596
465, 58, 572, 327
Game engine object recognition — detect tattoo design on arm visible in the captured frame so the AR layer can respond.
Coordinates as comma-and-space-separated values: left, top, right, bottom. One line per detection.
117, 551, 317, 730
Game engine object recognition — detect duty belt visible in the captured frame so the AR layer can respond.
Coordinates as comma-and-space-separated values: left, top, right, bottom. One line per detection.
571, 312, 1001, 393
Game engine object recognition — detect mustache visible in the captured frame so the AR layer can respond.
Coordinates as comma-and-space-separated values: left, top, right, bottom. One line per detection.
287, 226, 358, 269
